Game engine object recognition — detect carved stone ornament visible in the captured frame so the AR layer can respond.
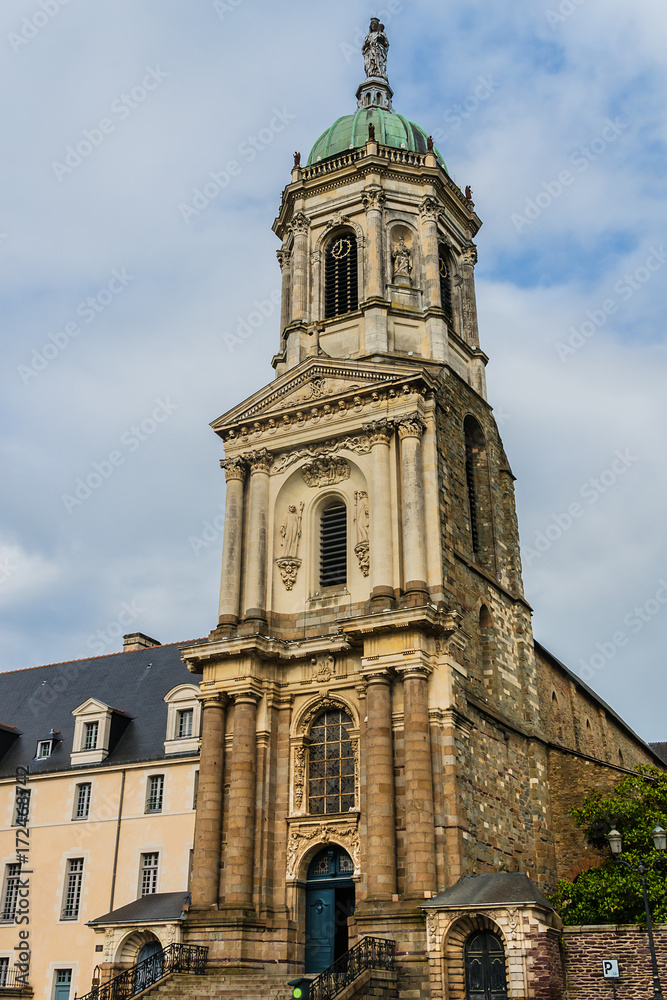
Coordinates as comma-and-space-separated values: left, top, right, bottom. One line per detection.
281, 501, 304, 559
272, 436, 371, 476
293, 745, 306, 808
361, 187, 386, 212
419, 196, 439, 221
426, 911, 441, 952
289, 211, 310, 236
353, 490, 370, 577
461, 243, 478, 267
302, 455, 351, 488
312, 653, 336, 683
277, 558, 301, 591
298, 696, 350, 736
220, 457, 247, 482
104, 928, 115, 962
286, 822, 360, 880
245, 448, 272, 473
276, 248, 291, 271
505, 907, 520, 942
354, 541, 370, 577
324, 213, 352, 232
397, 413, 426, 439
362, 418, 395, 445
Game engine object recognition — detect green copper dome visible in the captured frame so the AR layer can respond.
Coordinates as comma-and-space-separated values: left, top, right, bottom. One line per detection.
307, 107, 447, 173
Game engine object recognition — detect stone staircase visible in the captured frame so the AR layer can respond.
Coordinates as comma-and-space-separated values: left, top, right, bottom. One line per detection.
139, 967, 397, 1000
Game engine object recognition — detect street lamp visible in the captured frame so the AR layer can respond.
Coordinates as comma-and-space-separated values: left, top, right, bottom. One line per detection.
607, 825, 667, 1000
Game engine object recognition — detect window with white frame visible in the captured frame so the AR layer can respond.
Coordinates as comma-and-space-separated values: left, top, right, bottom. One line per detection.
1, 864, 21, 922
36, 739, 52, 759
83, 721, 98, 750
145, 774, 164, 813
177, 708, 193, 738
140, 852, 159, 895
163, 685, 201, 754
0, 957, 9, 986
61, 858, 84, 920
13, 788, 30, 827
73, 783, 91, 821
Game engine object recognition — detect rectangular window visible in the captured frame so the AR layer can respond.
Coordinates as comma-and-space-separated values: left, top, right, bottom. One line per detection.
36, 739, 52, 759
61, 858, 84, 920
0, 958, 9, 986
140, 852, 159, 896
145, 774, 164, 813
13, 788, 30, 827
73, 783, 91, 820
177, 708, 194, 738
1, 864, 21, 922
83, 721, 99, 750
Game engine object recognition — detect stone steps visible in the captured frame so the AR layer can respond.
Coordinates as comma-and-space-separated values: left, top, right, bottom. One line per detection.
138, 968, 397, 1000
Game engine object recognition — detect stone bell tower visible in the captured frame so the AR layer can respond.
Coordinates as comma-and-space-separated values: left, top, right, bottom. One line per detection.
181, 19, 551, 998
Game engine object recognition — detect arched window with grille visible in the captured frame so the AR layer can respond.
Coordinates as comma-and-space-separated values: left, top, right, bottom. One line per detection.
320, 500, 347, 588
325, 231, 358, 318
439, 245, 453, 324
308, 709, 355, 814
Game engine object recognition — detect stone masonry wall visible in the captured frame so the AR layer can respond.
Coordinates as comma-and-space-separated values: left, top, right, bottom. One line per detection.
563, 924, 667, 1000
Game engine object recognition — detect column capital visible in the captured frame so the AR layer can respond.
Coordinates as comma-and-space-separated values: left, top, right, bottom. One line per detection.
197, 691, 230, 710
397, 413, 426, 440
288, 211, 311, 236
220, 457, 247, 482
244, 448, 272, 473
461, 242, 478, 267
419, 196, 439, 222
361, 186, 386, 212
276, 248, 292, 271
231, 689, 261, 706
396, 664, 432, 682
362, 667, 394, 686
362, 417, 395, 445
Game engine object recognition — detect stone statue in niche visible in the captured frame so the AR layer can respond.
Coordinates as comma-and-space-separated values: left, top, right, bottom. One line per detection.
354, 491, 370, 577
392, 237, 413, 285
277, 501, 304, 591
362, 18, 389, 79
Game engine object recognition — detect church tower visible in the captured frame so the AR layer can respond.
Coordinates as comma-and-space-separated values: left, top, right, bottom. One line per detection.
181, 20, 553, 995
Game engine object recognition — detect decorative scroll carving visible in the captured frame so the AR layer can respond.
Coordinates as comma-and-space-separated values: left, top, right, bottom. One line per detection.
220, 457, 247, 482
461, 243, 478, 267
104, 928, 115, 962
298, 696, 350, 736
286, 821, 360, 879
312, 654, 336, 683
397, 413, 426, 439
354, 542, 370, 577
245, 448, 272, 473
302, 455, 351, 488
505, 907, 520, 942
324, 212, 352, 232
426, 911, 440, 951
271, 435, 371, 476
293, 745, 306, 809
419, 196, 439, 221
277, 558, 301, 591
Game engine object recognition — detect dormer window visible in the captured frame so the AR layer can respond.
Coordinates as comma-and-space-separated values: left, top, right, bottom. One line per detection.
83, 722, 98, 751
164, 685, 201, 755
36, 740, 52, 759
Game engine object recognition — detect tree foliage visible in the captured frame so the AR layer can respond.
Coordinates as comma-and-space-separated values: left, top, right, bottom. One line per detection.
550, 766, 667, 925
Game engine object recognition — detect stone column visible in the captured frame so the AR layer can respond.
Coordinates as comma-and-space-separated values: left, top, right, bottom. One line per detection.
461, 243, 480, 347
401, 666, 436, 895
289, 212, 310, 323
363, 418, 395, 606
218, 459, 247, 626
224, 691, 259, 907
398, 414, 428, 601
244, 448, 271, 624
276, 248, 292, 341
361, 187, 386, 301
364, 671, 397, 899
191, 693, 228, 908
420, 196, 447, 362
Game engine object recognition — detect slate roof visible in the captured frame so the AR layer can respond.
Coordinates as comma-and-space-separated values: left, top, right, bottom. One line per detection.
650, 743, 667, 765
88, 891, 190, 925
0, 641, 202, 778
422, 873, 554, 910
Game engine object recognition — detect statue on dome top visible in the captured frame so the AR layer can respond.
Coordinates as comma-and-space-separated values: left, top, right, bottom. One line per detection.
362, 18, 389, 80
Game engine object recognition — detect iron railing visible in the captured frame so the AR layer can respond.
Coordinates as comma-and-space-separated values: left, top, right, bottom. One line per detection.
309, 936, 395, 1000
0, 967, 31, 989
76, 943, 208, 1000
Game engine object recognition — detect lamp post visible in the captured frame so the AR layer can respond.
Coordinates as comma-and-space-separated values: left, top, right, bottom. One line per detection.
607, 824, 667, 1000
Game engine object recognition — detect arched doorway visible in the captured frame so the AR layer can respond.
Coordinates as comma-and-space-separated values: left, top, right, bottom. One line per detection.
305, 845, 355, 973
465, 930, 508, 1000
137, 940, 162, 964
135, 937, 163, 992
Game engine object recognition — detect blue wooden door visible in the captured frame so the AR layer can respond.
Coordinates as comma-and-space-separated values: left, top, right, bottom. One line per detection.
54, 970, 72, 1000
305, 887, 335, 973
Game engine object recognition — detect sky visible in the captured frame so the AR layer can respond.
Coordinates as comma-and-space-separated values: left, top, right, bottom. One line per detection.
1, 0, 666, 740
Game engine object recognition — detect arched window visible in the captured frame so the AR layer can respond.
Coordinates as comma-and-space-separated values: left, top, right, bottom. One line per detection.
439, 246, 453, 324
308, 709, 355, 815
463, 416, 494, 571
320, 501, 347, 588
325, 231, 358, 318
465, 930, 508, 1000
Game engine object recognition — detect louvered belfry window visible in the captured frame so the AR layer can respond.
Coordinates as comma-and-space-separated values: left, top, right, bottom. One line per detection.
439, 247, 453, 323
320, 502, 347, 588
325, 232, 358, 318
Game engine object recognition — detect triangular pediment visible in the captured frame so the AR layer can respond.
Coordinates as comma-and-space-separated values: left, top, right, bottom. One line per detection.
211, 357, 437, 433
